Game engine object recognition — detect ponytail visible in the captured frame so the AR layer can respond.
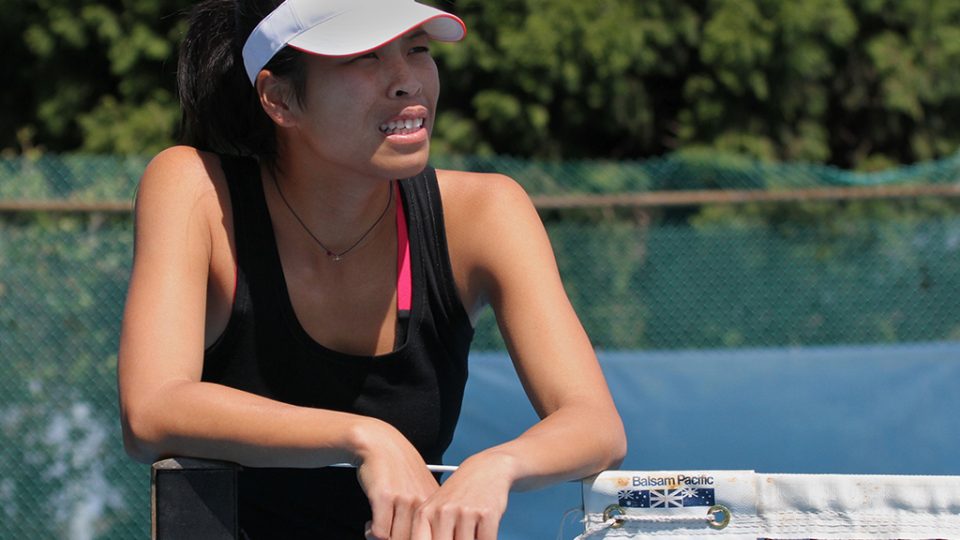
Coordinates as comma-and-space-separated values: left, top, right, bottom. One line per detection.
177, 0, 306, 161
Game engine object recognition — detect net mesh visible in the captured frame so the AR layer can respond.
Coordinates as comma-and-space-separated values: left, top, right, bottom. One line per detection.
1, 153, 959, 538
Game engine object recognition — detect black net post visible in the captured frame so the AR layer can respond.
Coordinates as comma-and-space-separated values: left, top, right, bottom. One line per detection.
151, 458, 241, 540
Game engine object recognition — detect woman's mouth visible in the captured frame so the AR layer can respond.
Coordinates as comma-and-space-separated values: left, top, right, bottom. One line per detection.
379, 117, 425, 135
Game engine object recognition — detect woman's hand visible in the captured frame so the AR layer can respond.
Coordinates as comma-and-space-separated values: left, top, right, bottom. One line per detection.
357, 420, 441, 540
409, 452, 513, 540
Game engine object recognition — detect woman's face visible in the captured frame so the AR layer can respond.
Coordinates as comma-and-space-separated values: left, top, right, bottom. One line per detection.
284, 29, 441, 180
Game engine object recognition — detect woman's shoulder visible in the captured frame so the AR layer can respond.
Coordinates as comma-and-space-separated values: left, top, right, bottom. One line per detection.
132, 147, 240, 255
434, 169, 534, 218
136, 146, 232, 220
140, 146, 225, 195
434, 168, 543, 270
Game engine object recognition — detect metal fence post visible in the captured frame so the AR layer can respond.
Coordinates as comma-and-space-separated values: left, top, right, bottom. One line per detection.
152, 458, 241, 540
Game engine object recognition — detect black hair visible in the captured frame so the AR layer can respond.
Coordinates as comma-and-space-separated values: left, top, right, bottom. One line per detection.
177, 0, 308, 161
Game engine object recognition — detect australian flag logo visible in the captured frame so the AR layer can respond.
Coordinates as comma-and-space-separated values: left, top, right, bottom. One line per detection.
618, 487, 715, 508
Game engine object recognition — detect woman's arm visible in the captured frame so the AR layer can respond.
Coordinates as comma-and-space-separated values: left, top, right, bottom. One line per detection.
120, 147, 362, 466
118, 147, 439, 539
414, 171, 626, 539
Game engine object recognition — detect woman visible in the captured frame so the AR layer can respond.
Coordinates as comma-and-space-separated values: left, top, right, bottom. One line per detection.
117, 0, 626, 538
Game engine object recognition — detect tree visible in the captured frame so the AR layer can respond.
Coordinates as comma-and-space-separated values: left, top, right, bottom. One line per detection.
432, 0, 960, 167
3, 0, 959, 167
0, 0, 192, 156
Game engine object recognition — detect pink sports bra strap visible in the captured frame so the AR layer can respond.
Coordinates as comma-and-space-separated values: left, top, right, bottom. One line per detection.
396, 181, 412, 314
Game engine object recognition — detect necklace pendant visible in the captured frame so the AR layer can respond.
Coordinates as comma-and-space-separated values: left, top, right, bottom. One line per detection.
275, 177, 393, 265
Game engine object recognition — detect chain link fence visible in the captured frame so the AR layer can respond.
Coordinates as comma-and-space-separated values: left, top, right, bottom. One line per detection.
2, 153, 959, 538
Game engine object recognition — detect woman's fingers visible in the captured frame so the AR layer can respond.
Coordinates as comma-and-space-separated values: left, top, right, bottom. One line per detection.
421, 504, 453, 539
475, 513, 499, 540
411, 501, 502, 540
367, 492, 431, 540
389, 493, 420, 540
365, 496, 393, 539
453, 514, 478, 540
355, 420, 441, 539
410, 511, 432, 540
366, 485, 435, 540
363, 520, 377, 540
357, 424, 511, 540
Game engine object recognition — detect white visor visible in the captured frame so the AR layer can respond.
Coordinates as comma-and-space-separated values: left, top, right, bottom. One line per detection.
242, 0, 466, 84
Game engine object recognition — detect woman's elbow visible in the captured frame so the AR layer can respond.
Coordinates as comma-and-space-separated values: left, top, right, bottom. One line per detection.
605, 415, 628, 469
122, 430, 155, 464
120, 404, 166, 464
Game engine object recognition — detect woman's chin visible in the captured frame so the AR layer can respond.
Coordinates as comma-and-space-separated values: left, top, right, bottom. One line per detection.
372, 148, 432, 179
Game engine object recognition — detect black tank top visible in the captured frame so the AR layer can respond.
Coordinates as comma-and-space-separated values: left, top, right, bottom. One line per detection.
202, 156, 474, 538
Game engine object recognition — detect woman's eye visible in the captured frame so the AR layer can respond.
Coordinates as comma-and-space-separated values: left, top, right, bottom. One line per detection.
351, 52, 378, 62
410, 46, 430, 55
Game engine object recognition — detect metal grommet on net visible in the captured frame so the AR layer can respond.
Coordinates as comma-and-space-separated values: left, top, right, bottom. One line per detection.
706, 504, 731, 530
602, 504, 626, 529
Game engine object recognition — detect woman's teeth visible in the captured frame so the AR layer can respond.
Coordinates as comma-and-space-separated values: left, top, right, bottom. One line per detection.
380, 117, 425, 135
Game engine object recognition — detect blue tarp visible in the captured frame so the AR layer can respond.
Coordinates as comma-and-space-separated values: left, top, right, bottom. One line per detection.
445, 342, 960, 539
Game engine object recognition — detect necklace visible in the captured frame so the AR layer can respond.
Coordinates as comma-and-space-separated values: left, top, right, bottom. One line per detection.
272, 175, 394, 262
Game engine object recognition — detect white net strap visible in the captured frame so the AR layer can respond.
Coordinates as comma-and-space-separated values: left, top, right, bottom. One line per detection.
573, 511, 722, 540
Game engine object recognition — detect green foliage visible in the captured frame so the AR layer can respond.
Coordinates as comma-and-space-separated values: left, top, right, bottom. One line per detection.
432, 0, 960, 167
1, 0, 191, 156
4, 0, 960, 165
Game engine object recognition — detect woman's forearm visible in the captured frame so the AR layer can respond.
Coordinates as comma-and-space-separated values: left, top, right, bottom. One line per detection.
121, 379, 392, 468
466, 400, 626, 492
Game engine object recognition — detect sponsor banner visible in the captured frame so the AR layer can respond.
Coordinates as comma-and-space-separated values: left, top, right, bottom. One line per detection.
582, 470, 758, 538
582, 471, 960, 538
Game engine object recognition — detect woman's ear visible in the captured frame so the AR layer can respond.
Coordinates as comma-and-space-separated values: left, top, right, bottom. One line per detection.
256, 70, 299, 127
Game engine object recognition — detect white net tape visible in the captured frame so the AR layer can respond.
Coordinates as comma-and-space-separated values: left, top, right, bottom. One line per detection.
577, 470, 960, 539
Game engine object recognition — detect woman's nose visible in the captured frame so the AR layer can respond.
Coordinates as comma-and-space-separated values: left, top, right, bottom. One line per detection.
385, 57, 423, 98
